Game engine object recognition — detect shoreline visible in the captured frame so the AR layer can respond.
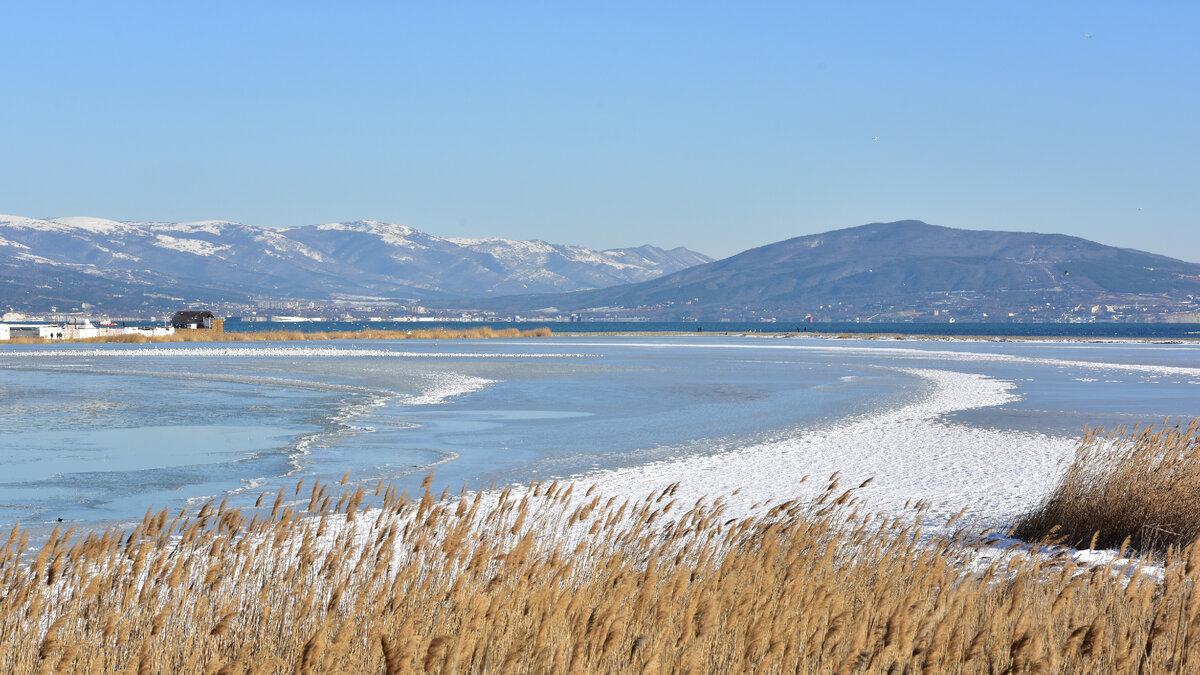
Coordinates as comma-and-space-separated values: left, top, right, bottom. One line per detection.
6, 322, 1200, 347
551, 329, 1200, 344
0, 325, 554, 346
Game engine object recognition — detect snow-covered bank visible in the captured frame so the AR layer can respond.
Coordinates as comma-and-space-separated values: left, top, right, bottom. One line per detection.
578, 366, 1078, 532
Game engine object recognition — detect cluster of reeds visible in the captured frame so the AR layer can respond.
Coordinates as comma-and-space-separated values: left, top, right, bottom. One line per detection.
1013, 420, 1200, 553
5, 470, 1200, 673
6, 326, 553, 345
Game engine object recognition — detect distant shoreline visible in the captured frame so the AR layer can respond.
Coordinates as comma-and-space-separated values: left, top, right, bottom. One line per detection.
218, 318, 1200, 341
550, 329, 1200, 344
5, 323, 1199, 346
0, 325, 553, 345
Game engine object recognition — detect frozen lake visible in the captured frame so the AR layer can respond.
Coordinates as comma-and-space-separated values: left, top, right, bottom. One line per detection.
1, 335, 1197, 534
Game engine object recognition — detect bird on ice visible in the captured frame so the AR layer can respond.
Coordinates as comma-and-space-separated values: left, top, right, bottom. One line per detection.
872, 136, 879, 141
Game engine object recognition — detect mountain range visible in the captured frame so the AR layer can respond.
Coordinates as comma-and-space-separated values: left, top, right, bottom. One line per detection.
3, 215, 1198, 322
0, 215, 710, 313
467, 220, 1200, 322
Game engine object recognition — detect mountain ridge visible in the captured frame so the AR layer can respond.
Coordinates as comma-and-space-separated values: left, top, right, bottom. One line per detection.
4, 215, 1198, 322
462, 220, 1200, 322
0, 214, 711, 313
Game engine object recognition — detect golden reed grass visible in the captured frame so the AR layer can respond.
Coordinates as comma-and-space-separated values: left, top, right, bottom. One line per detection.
4, 326, 553, 345
5, 457, 1200, 673
1014, 420, 1200, 553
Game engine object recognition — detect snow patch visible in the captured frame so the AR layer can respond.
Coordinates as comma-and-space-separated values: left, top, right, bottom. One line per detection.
0, 214, 132, 234
13, 252, 62, 265
147, 221, 239, 235
92, 244, 140, 262
0, 214, 48, 229
152, 234, 231, 257
254, 230, 329, 263
50, 217, 132, 234
313, 221, 425, 249
449, 237, 647, 272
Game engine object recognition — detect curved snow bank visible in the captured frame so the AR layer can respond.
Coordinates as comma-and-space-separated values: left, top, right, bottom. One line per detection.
581, 367, 1078, 530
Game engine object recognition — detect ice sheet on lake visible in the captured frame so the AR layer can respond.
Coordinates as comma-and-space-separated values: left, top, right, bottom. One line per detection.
572, 340, 1200, 379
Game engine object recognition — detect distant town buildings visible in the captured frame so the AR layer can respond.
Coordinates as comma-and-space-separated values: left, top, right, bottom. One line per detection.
0, 319, 175, 340
0, 308, 229, 341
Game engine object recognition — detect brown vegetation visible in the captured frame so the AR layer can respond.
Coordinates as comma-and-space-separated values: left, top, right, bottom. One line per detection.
4, 326, 553, 346
4, 469, 1200, 673
1013, 420, 1200, 553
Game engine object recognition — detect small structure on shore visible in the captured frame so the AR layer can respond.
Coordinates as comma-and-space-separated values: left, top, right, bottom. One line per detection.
170, 310, 224, 332
0, 320, 174, 340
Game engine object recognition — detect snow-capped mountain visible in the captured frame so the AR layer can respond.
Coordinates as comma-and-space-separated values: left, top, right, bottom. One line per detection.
0, 215, 711, 312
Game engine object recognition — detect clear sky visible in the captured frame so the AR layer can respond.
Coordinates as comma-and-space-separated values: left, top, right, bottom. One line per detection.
2, 2, 1197, 260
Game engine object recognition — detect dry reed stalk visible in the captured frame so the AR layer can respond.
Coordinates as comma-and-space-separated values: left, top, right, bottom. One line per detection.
2, 446, 1200, 672
1014, 420, 1200, 552
15, 325, 555, 346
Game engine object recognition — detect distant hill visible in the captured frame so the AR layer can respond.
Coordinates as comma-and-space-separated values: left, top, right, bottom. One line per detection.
0, 215, 710, 313
467, 220, 1200, 322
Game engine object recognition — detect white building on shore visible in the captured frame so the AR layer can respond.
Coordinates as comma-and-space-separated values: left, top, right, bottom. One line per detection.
0, 320, 175, 340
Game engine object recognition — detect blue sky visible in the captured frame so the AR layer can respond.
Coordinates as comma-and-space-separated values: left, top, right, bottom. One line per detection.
2, 2, 1197, 260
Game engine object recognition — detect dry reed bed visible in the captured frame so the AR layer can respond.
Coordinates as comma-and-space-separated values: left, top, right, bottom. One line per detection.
3, 326, 553, 346
1014, 420, 1200, 553
5, 464, 1200, 674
